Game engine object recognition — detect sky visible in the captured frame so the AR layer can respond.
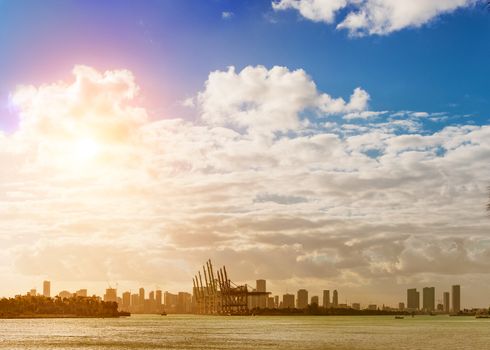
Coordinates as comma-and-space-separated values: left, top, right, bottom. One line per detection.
0, 0, 489, 307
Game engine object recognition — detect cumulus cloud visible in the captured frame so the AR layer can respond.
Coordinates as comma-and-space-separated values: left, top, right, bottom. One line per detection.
198, 65, 369, 134
1, 65, 489, 306
273, 0, 477, 36
272, 0, 348, 23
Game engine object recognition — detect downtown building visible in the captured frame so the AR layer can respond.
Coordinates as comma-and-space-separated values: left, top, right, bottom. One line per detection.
407, 288, 420, 310
422, 287, 435, 312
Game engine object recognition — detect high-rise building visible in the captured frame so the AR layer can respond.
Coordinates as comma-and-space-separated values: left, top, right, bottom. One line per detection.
122, 291, 131, 309
352, 303, 361, 310
156, 290, 162, 307
267, 297, 275, 309
422, 287, 435, 312
398, 302, 405, 310
332, 290, 338, 308
282, 294, 295, 309
443, 292, 450, 313
149, 291, 155, 301
256, 280, 266, 292
139, 288, 145, 306
311, 296, 319, 306
104, 288, 117, 303
29, 289, 37, 297
131, 294, 139, 307
407, 288, 420, 310
43, 281, 50, 298
452, 285, 460, 313
323, 290, 330, 308
274, 295, 279, 308
297, 289, 308, 309
256, 280, 267, 309
177, 292, 192, 313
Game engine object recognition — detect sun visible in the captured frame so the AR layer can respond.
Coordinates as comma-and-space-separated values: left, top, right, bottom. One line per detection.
75, 138, 100, 160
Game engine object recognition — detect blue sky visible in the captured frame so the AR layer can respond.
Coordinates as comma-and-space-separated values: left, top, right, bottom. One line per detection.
1, 0, 489, 132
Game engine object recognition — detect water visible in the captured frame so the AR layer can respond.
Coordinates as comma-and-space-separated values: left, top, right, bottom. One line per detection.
0, 314, 489, 349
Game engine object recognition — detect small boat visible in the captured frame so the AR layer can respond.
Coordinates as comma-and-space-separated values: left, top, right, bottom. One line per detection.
161, 311, 167, 316
476, 314, 490, 319
394, 316, 404, 319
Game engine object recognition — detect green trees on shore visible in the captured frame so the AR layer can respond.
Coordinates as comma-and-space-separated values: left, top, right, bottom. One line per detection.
0, 295, 120, 318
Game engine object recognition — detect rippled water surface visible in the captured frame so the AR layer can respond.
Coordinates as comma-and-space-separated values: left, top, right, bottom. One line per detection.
0, 314, 489, 349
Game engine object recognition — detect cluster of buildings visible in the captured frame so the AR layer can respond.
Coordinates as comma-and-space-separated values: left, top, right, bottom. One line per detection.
22, 280, 463, 314
116, 289, 192, 314
24, 281, 192, 314
26, 281, 89, 300
404, 285, 461, 313
247, 280, 360, 310
274, 287, 341, 309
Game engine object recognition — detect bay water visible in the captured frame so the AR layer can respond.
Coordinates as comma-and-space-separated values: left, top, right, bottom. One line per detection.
0, 314, 489, 349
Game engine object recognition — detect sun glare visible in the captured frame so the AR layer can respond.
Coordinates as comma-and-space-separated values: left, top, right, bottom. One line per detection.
75, 138, 100, 160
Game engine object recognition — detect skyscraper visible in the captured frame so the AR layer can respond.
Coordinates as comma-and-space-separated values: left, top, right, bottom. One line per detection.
443, 292, 450, 313
311, 296, 319, 306
452, 285, 460, 313
282, 294, 295, 309
156, 290, 162, 307
122, 291, 131, 309
332, 290, 338, 308
422, 287, 435, 312
297, 289, 308, 309
43, 281, 50, 298
323, 290, 330, 308
104, 288, 117, 303
256, 279, 267, 309
139, 288, 145, 306
407, 288, 420, 310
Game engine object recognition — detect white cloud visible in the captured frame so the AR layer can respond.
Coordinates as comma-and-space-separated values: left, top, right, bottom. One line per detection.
343, 110, 387, 120
272, 0, 348, 23
222, 11, 234, 19
1, 65, 489, 306
198, 65, 369, 134
273, 0, 477, 36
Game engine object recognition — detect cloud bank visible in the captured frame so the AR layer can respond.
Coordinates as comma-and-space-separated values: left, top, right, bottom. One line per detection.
272, 0, 477, 36
1, 65, 489, 306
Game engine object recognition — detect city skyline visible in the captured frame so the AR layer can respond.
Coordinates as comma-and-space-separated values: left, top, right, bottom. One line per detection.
7, 278, 473, 312
1, 0, 489, 309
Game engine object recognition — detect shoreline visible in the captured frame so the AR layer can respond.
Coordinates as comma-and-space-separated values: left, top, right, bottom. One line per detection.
0, 314, 127, 319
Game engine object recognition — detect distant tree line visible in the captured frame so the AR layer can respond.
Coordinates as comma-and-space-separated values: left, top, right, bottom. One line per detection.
0, 295, 121, 318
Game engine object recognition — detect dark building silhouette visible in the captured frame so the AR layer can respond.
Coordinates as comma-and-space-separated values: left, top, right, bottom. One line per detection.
452, 285, 461, 313
282, 293, 295, 309
332, 290, 338, 307
443, 292, 450, 313
323, 290, 330, 308
297, 289, 308, 309
407, 288, 420, 310
422, 287, 435, 312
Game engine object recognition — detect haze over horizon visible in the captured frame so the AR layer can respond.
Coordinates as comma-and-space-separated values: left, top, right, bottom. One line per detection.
0, 0, 489, 308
